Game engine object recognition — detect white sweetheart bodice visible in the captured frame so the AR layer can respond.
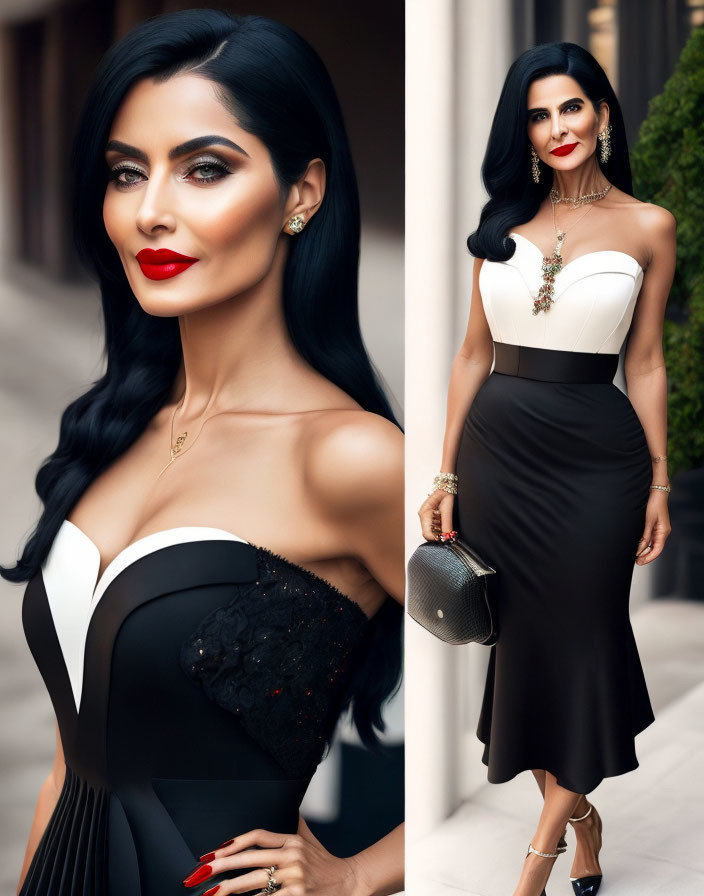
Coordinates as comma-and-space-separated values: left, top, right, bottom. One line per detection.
479, 232, 644, 354
41, 519, 249, 713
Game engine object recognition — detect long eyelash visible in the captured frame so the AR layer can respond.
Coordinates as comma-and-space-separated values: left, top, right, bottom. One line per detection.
185, 158, 232, 182
107, 163, 144, 185
106, 158, 232, 187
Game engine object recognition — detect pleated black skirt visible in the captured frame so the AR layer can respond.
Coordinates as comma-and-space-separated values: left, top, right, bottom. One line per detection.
454, 343, 655, 795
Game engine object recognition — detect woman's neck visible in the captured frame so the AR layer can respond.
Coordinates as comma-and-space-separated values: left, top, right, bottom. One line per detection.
551, 156, 608, 199
169, 267, 314, 423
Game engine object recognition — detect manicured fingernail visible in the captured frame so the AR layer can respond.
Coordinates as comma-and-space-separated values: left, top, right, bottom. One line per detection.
198, 852, 216, 863
202, 887, 220, 896
217, 837, 234, 848
182, 864, 213, 887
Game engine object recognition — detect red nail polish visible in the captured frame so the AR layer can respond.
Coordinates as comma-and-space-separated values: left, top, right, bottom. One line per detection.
198, 852, 216, 863
182, 864, 213, 887
202, 887, 220, 896
217, 837, 234, 848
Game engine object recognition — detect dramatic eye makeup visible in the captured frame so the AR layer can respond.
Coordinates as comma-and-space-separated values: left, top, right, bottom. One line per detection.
527, 97, 585, 123
104, 134, 250, 188
106, 154, 233, 188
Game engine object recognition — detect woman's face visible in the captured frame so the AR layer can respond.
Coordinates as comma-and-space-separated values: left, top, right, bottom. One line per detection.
525, 73, 608, 174
103, 73, 298, 315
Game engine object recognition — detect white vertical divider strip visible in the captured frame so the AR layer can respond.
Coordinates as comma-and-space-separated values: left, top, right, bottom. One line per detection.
405, 0, 517, 860
405, 0, 460, 853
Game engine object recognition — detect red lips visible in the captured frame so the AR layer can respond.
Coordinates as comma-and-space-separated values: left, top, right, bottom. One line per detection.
135, 247, 199, 280
550, 142, 579, 157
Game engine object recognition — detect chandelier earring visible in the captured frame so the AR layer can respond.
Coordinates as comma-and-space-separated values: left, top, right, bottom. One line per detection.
597, 122, 612, 164
287, 213, 306, 234
530, 146, 540, 183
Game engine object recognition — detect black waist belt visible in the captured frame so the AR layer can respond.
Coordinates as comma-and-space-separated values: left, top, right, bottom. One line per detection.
492, 341, 618, 383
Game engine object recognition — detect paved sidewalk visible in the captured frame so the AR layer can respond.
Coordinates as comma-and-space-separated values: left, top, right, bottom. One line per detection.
408, 599, 704, 896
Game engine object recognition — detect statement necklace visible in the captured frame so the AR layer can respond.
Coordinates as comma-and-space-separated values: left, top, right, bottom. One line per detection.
549, 183, 611, 209
534, 184, 611, 315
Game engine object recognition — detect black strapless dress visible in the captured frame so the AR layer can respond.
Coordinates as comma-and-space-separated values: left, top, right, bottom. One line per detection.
19, 521, 369, 895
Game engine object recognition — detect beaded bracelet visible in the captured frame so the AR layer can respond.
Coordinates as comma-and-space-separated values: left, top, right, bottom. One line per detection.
432, 471, 458, 495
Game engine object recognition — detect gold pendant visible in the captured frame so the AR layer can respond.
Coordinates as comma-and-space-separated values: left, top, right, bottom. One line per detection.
157, 431, 187, 480
171, 431, 187, 459
534, 232, 563, 315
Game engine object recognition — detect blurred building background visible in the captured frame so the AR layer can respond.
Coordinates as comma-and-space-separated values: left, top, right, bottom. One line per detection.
406, 1, 704, 894
0, 1, 404, 892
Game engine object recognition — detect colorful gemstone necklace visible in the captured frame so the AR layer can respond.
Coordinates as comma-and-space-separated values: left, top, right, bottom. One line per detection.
533, 184, 611, 315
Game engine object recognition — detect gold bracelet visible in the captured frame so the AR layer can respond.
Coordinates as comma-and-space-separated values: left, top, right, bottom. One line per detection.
652, 455, 668, 463
430, 482, 458, 496
649, 483, 671, 494
432, 471, 458, 494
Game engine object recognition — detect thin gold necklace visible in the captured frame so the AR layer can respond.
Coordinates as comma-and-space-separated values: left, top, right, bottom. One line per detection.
156, 397, 221, 479
533, 189, 608, 315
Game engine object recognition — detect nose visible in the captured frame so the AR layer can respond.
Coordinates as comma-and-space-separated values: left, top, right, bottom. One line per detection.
135, 169, 177, 235
550, 109, 567, 141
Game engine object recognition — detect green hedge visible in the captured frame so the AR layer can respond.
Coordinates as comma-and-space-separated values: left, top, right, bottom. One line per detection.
631, 26, 704, 476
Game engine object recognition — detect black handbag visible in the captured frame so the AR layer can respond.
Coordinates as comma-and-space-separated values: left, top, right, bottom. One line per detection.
407, 536, 498, 645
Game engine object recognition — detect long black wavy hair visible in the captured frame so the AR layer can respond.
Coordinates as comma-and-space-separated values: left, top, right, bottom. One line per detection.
467, 41, 633, 261
2, 9, 402, 750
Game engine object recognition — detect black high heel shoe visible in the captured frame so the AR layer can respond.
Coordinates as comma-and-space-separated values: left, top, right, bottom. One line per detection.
568, 802, 603, 895
525, 840, 562, 896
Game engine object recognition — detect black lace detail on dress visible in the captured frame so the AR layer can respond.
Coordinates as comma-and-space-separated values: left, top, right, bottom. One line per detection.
179, 545, 370, 778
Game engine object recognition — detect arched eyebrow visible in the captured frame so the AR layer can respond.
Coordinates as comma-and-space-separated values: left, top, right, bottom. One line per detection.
104, 135, 250, 161
527, 97, 584, 116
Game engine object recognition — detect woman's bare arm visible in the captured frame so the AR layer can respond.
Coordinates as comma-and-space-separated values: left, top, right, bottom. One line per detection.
419, 257, 495, 539
345, 820, 403, 896
306, 411, 405, 607
16, 721, 66, 895
624, 203, 676, 565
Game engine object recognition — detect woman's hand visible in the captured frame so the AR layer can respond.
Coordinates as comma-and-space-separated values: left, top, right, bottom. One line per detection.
418, 489, 455, 542
635, 490, 672, 565
182, 816, 365, 896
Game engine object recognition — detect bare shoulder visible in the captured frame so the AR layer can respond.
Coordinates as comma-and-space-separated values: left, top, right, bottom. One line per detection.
633, 201, 676, 269
302, 408, 403, 516
609, 188, 676, 228
632, 199, 677, 236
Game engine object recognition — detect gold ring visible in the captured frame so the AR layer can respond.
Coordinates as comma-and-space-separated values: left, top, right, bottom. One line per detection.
265, 865, 280, 893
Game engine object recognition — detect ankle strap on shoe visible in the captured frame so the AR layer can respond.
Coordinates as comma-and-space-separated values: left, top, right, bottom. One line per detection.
569, 803, 593, 823
528, 842, 560, 859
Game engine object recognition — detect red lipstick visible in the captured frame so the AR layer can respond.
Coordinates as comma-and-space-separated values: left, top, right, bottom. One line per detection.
550, 142, 579, 157
135, 248, 199, 280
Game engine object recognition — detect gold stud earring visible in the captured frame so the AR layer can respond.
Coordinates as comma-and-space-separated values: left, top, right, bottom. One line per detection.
287, 214, 306, 234
597, 122, 612, 164
530, 146, 540, 183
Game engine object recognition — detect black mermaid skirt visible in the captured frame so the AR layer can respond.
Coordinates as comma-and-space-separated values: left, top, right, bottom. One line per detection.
454, 342, 655, 795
